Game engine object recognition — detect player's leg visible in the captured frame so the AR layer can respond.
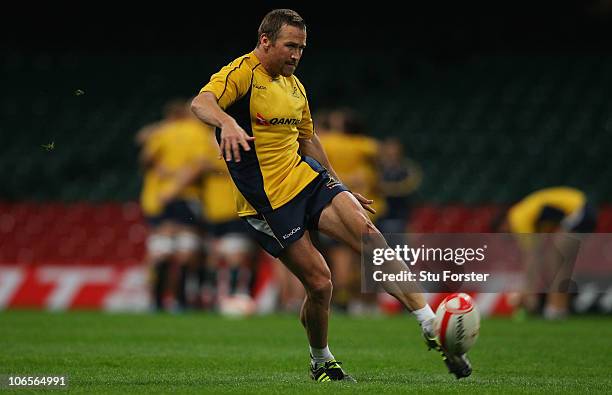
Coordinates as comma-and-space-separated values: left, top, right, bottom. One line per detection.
145, 221, 175, 311
544, 204, 596, 319
217, 223, 256, 296
317, 191, 429, 312
166, 200, 205, 311
173, 224, 202, 310
317, 191, 472, 378
311, 233, 354, 312
279, 231, 355, 382
238, 176, 356, 382
280, 232, 332, 349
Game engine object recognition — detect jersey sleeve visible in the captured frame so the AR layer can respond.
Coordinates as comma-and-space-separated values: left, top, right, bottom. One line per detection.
200, 57, 253, 110
295, 78, 314, 139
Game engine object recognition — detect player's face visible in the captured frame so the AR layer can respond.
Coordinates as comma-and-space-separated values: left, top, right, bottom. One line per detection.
270, 25, 306, 77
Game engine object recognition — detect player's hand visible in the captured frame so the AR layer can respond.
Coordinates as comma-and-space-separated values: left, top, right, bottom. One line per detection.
353, 192, 376, 214
219, 120, 255, 162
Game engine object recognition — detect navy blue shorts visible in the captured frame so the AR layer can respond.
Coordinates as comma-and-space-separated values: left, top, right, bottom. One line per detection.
241, 157, 349, 258
146, 199, 203, 227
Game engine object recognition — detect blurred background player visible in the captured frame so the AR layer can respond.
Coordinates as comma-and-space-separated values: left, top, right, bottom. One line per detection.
137, 99, 212, 312
374, 137, 423, 315
322, 108, 384, 216
317, 107, 385, 313
376, 137, 422, 234
496, 186, 597, 319
199, 130, 259, 311
199, 126, 304, 314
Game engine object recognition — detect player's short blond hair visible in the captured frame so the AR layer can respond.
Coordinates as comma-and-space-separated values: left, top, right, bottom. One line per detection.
257, 9, 306, 45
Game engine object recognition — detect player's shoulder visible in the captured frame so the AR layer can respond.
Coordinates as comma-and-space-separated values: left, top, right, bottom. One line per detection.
208, 53, 260, 89
223, 52, 260, 75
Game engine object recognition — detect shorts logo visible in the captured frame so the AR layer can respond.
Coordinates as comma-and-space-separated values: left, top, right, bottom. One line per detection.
283, 227, 301, 240
326, 176, 341, 189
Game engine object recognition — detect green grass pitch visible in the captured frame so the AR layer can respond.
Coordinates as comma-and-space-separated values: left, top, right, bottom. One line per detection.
1, 311, 611, 394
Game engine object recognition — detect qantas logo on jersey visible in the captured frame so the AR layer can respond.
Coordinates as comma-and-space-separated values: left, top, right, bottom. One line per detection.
256, 113, 270, 126
255, 113, 301, 126
270, 118, 301, 125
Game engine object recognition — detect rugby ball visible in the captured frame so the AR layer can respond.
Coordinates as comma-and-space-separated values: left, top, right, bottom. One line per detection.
434, 293, 480, 355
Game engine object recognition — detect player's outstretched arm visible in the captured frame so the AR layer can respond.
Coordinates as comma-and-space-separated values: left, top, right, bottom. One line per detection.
191, 92, 254, 162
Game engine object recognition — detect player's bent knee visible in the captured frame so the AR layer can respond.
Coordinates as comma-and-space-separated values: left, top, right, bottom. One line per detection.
304, 276, 333, 299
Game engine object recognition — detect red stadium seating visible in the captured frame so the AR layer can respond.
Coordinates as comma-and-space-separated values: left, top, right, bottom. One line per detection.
0, 202, 610, 266
0, 202, 146, 265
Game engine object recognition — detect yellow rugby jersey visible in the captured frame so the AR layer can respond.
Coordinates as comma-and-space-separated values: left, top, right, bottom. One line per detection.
140, 128, 164, 217
200, 51, 319, 216
508, 187, 586, 233
320, 132, 386, 218
140, 118, 208, 216
200, 132, 239, 223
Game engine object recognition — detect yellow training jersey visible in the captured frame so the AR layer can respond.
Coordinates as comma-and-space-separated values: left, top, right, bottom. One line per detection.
200, 51, 318, 216
201, 132, 239, 224
140, 118, 209, 217
508, 187, 586, 233
320, 132, 386, 218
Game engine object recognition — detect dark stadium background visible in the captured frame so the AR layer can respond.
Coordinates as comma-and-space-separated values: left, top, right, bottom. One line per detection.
1, 1, 611, 311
